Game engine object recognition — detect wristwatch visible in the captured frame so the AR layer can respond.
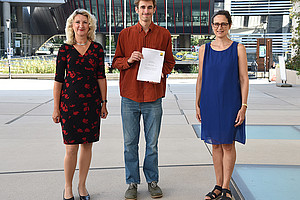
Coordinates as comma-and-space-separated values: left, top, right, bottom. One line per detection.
101, 100, 108, 103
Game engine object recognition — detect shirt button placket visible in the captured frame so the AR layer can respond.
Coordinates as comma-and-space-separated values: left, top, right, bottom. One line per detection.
144, 34, 147, 48
143, 34, 147, 101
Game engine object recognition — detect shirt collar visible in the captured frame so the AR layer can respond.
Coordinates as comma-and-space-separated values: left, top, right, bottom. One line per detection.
137, 21, 155, 33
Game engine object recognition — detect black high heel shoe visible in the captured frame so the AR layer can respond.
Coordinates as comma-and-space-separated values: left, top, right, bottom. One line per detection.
78, 188, 90, 200
63, 190, 74, 200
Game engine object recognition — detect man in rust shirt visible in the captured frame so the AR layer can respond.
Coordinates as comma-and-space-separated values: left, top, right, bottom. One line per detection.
112, 0, 175, 199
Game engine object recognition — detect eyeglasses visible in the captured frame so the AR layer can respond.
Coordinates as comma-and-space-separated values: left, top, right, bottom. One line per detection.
212, 22, 229, 28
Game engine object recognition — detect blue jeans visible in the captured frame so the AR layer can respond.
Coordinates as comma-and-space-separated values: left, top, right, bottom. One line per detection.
121, 97, 163, 184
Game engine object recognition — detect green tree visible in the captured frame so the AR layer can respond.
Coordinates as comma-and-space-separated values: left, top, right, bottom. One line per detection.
286, 0, 300, 74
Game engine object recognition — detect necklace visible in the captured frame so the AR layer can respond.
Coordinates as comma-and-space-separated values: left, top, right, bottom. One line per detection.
76, 40, 88, 46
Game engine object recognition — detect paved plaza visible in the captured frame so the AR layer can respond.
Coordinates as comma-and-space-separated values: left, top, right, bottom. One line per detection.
0, 78, 299, 200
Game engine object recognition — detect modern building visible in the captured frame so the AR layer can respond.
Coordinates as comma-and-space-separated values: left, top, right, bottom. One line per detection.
66, 0, 214, 34
0, 0, 67, 57
1, 0, 294, 70
226, 0, 293, 68
1, 0, 218, 57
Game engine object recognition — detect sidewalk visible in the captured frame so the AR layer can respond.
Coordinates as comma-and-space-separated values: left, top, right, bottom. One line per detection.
0, 79, 299, 200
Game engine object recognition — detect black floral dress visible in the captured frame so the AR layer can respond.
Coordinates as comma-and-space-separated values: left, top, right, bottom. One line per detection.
55, 41, 106, 144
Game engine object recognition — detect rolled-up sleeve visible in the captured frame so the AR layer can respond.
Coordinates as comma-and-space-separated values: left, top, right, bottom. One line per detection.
112, 30, 132, 71
162, 32, 175, 75
55, 44, 67, 83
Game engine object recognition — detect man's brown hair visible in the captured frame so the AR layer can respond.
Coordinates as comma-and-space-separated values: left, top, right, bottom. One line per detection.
134, 0, 156, 7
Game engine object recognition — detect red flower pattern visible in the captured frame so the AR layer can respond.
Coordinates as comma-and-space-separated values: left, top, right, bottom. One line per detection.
84, 84, 90, 89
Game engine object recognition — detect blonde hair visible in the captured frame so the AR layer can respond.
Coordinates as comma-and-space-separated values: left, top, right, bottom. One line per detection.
65, 9, 97, 45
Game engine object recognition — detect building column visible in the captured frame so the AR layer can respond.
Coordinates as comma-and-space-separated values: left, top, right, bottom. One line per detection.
30, 6, 35, 55
16, 6, 23, 32
28, 35, 32, 56
224, 0, 231, 12
179, 34, 191, 50
95, 33, 106, 49
15, 6, 24, 56
3, 2, 11, 52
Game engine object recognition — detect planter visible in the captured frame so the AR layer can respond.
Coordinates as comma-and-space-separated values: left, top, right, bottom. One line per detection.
276, 67, 300, 85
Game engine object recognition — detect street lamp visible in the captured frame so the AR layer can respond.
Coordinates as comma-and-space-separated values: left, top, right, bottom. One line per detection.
6, 19, 11, 79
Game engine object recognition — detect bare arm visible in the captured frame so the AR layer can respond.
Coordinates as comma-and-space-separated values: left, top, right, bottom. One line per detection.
235, 43, 249, 127
52, 81, 63, 123
98, 78, 108, 119
195, 45, 205, 123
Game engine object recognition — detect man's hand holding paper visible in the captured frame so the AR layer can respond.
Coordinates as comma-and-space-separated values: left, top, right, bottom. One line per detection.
128, 51, 144, 64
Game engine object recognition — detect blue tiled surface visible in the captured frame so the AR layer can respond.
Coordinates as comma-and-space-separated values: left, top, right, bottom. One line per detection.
246, 125, 300, 140
192, 124, 201, 138
233, 164, 300, 200
192, 125, 300, 200
192, 125, 300, 140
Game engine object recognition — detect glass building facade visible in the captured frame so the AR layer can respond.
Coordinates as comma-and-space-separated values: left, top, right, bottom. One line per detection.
1, 0, 294, 64
65, 0, 214, 34
229, 0, 293, 62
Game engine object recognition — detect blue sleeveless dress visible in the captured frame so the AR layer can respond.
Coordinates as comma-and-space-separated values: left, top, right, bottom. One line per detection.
200, 41, 246, 145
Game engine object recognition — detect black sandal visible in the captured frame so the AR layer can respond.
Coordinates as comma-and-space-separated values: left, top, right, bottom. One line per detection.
221, 188, 232, 200
205, 185, 222, 199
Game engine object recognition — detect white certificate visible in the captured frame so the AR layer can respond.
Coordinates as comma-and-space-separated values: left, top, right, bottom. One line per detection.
137, 47, 165, 83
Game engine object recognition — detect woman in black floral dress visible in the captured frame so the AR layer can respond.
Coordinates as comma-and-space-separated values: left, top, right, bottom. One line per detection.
52, 9, 108, 200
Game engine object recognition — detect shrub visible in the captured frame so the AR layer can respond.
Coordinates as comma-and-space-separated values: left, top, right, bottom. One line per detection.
0, 56, 56, 74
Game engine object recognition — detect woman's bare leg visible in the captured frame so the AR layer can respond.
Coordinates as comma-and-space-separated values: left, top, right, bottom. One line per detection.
78, 143, 93, 196
64, 144, 79, 198
205, 144, 223, 199
222, 142, 236, 197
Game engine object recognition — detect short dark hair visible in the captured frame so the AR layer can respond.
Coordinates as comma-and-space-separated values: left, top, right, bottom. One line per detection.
134, 0, 156, 7
211, 10, 232, 25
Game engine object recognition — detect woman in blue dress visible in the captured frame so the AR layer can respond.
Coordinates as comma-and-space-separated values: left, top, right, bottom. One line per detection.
195, 10, 249, 200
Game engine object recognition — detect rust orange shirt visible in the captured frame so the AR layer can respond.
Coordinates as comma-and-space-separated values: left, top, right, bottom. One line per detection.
112, 22, 175, 102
